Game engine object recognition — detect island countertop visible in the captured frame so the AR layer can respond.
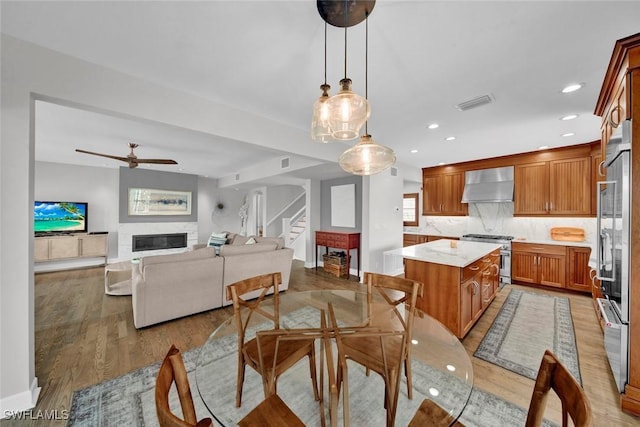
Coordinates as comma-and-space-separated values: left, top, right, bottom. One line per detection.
386, 239, 502, 268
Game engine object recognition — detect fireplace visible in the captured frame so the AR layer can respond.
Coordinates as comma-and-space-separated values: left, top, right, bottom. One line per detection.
132, 233, 188, 252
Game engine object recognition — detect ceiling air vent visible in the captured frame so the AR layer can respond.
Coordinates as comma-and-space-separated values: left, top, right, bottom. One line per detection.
455, 94, 494, 111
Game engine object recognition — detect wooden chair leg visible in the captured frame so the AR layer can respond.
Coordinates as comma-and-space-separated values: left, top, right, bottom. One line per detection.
309, 343, 320, 401
236, 356, 246, 408
405, 357, 413, 400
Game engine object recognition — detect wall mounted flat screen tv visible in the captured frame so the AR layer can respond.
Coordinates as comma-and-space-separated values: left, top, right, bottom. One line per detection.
34, 201, 88, 234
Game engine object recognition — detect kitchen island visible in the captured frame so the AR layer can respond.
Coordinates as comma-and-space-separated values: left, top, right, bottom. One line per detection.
388, 239, 501, 338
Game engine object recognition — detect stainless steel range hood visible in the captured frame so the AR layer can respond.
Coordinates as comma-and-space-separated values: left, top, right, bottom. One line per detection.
461, 166, 514, 203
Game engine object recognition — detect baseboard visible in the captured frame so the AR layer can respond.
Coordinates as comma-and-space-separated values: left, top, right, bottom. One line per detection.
0, 377, 40, 419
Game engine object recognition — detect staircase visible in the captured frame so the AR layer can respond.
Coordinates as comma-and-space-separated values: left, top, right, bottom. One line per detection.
288, 215, 306, 243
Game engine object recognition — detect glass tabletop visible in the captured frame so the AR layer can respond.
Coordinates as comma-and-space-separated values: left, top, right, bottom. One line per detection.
195, 289, 473, 426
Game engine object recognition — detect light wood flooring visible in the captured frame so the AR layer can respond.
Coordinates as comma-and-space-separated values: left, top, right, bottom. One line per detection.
2, 261, 639, 426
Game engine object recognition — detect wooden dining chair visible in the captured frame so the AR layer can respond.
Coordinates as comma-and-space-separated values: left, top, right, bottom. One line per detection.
525, 349, 592, 427
237, 393, 305, 427
408, 399, 465, 427
250, 310, 332, 427
329, 304, 406, 427
155, 345, 213, 427
360, 272, 424, 399
226, 272, 319, 408
318, 307, 345, 427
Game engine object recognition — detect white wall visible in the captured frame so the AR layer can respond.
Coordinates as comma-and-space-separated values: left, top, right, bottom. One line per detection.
362, 167, 404, 275
0, 33, 329, 413
35, 162, 120, 260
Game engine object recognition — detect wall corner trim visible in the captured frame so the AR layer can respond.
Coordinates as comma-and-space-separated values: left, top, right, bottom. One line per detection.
0, 377, 40, 419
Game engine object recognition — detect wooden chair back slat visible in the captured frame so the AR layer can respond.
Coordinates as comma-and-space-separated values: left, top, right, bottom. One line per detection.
155, 345, 213, 427
525, 349, 592, 427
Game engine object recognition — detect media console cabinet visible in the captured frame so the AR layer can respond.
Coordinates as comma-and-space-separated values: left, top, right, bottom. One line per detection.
34, 233, 108, 264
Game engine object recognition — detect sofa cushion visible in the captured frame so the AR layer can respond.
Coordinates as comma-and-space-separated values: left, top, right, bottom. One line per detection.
219, 242, 277, 256
255, 236, 285, 250
231, 234, 252, 245
140, 247, 216, 269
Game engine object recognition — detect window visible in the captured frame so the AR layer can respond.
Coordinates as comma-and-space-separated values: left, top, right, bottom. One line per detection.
403, 193, 419, 226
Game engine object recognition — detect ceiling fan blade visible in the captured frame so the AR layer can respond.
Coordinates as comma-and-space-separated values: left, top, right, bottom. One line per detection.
75, 149, 128, 162
136, 159, 178, 165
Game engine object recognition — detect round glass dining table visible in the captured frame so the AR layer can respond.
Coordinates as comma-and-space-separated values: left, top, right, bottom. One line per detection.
195, 289, 473, 426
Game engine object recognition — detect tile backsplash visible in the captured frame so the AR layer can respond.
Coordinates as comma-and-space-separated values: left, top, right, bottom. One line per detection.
406, 202, 596, 245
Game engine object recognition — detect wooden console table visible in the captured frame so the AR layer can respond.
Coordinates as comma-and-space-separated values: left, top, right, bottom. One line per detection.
315, 231, 360, 280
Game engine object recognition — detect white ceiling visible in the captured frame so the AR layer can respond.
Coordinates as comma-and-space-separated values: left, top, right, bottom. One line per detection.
3, 1, 640, 183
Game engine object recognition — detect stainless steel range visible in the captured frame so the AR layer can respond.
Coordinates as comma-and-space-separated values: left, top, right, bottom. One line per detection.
460, 234, 514, 286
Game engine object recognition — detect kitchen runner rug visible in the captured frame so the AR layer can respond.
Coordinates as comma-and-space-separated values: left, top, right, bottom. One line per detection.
68, 307, 558, 426
474, 288, 582, 385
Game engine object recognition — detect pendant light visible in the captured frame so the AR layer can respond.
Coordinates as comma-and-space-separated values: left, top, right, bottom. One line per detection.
326, 9, 369, 140
311, 22, 332, 142
339, 13, 396, 175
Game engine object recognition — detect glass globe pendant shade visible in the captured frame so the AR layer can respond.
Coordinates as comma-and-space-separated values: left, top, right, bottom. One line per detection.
327, 78, 370, 140
339, 134, 396, 175
311, 84, 333, 142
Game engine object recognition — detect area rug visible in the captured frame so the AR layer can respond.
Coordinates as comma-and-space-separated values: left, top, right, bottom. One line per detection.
68, 345, 558, 427
68, 304, 559, 427
474, 288, 582, 385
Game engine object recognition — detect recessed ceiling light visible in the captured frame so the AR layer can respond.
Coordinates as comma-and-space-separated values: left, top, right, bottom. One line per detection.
427, 123, 439, 129
561, 83, 583, 93
445, 136, 456, 141
560, 114, 578, 121
410, 149, 418, 153
561, 132, 575, 137
538, 145, 550, 150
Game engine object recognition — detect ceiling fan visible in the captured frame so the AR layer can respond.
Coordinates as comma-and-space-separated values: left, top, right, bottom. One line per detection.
75, 143, 177, 168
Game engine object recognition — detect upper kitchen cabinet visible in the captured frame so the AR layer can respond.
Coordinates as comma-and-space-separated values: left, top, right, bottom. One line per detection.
422, 171, 467, 216
514, 156, 591, 216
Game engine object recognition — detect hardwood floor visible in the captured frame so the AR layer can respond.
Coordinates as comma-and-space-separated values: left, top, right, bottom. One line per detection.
2, 261, 638, 426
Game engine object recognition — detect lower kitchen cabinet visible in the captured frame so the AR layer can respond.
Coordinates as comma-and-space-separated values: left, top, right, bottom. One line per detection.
512, 242, 592, 293
405, 248, 500, 338
403, 234, 428, 247
566, 246, 592, 292
512, 242, 566, 288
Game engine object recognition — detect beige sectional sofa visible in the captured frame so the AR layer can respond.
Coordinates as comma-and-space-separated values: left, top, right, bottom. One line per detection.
131, 235, 293, 328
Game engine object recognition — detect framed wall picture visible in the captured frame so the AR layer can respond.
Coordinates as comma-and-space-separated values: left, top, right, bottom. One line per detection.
330, 184, 355, 227
128, 188, 192, 216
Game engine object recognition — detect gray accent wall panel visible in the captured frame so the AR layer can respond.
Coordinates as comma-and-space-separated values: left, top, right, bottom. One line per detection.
119, 167, 198, 223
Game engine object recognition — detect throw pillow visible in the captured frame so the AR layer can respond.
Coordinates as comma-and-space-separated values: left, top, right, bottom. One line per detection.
245, 237, 257, 245
208, 231, 228, 248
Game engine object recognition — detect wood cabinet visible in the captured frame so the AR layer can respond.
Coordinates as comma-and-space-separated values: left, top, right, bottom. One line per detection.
511, 242, 592, 294
405, 248, 500, 338
592, 147, 604, 216
402, 234, 458, 247
315, 231, 360, 280
403, 234, 427, 247
422, 172, 467, 216
461, 272, 483, 334
512, 242, 566, 288
566, 247, 592, 292
34, 233, 108, 263
514, 157, 591, 216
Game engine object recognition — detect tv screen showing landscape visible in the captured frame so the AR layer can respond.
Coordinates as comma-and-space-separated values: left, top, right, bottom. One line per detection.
34, 201, 87, 233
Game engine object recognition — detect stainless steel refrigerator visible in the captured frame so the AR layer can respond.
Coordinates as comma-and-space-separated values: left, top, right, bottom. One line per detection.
597, 119, 631, 393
